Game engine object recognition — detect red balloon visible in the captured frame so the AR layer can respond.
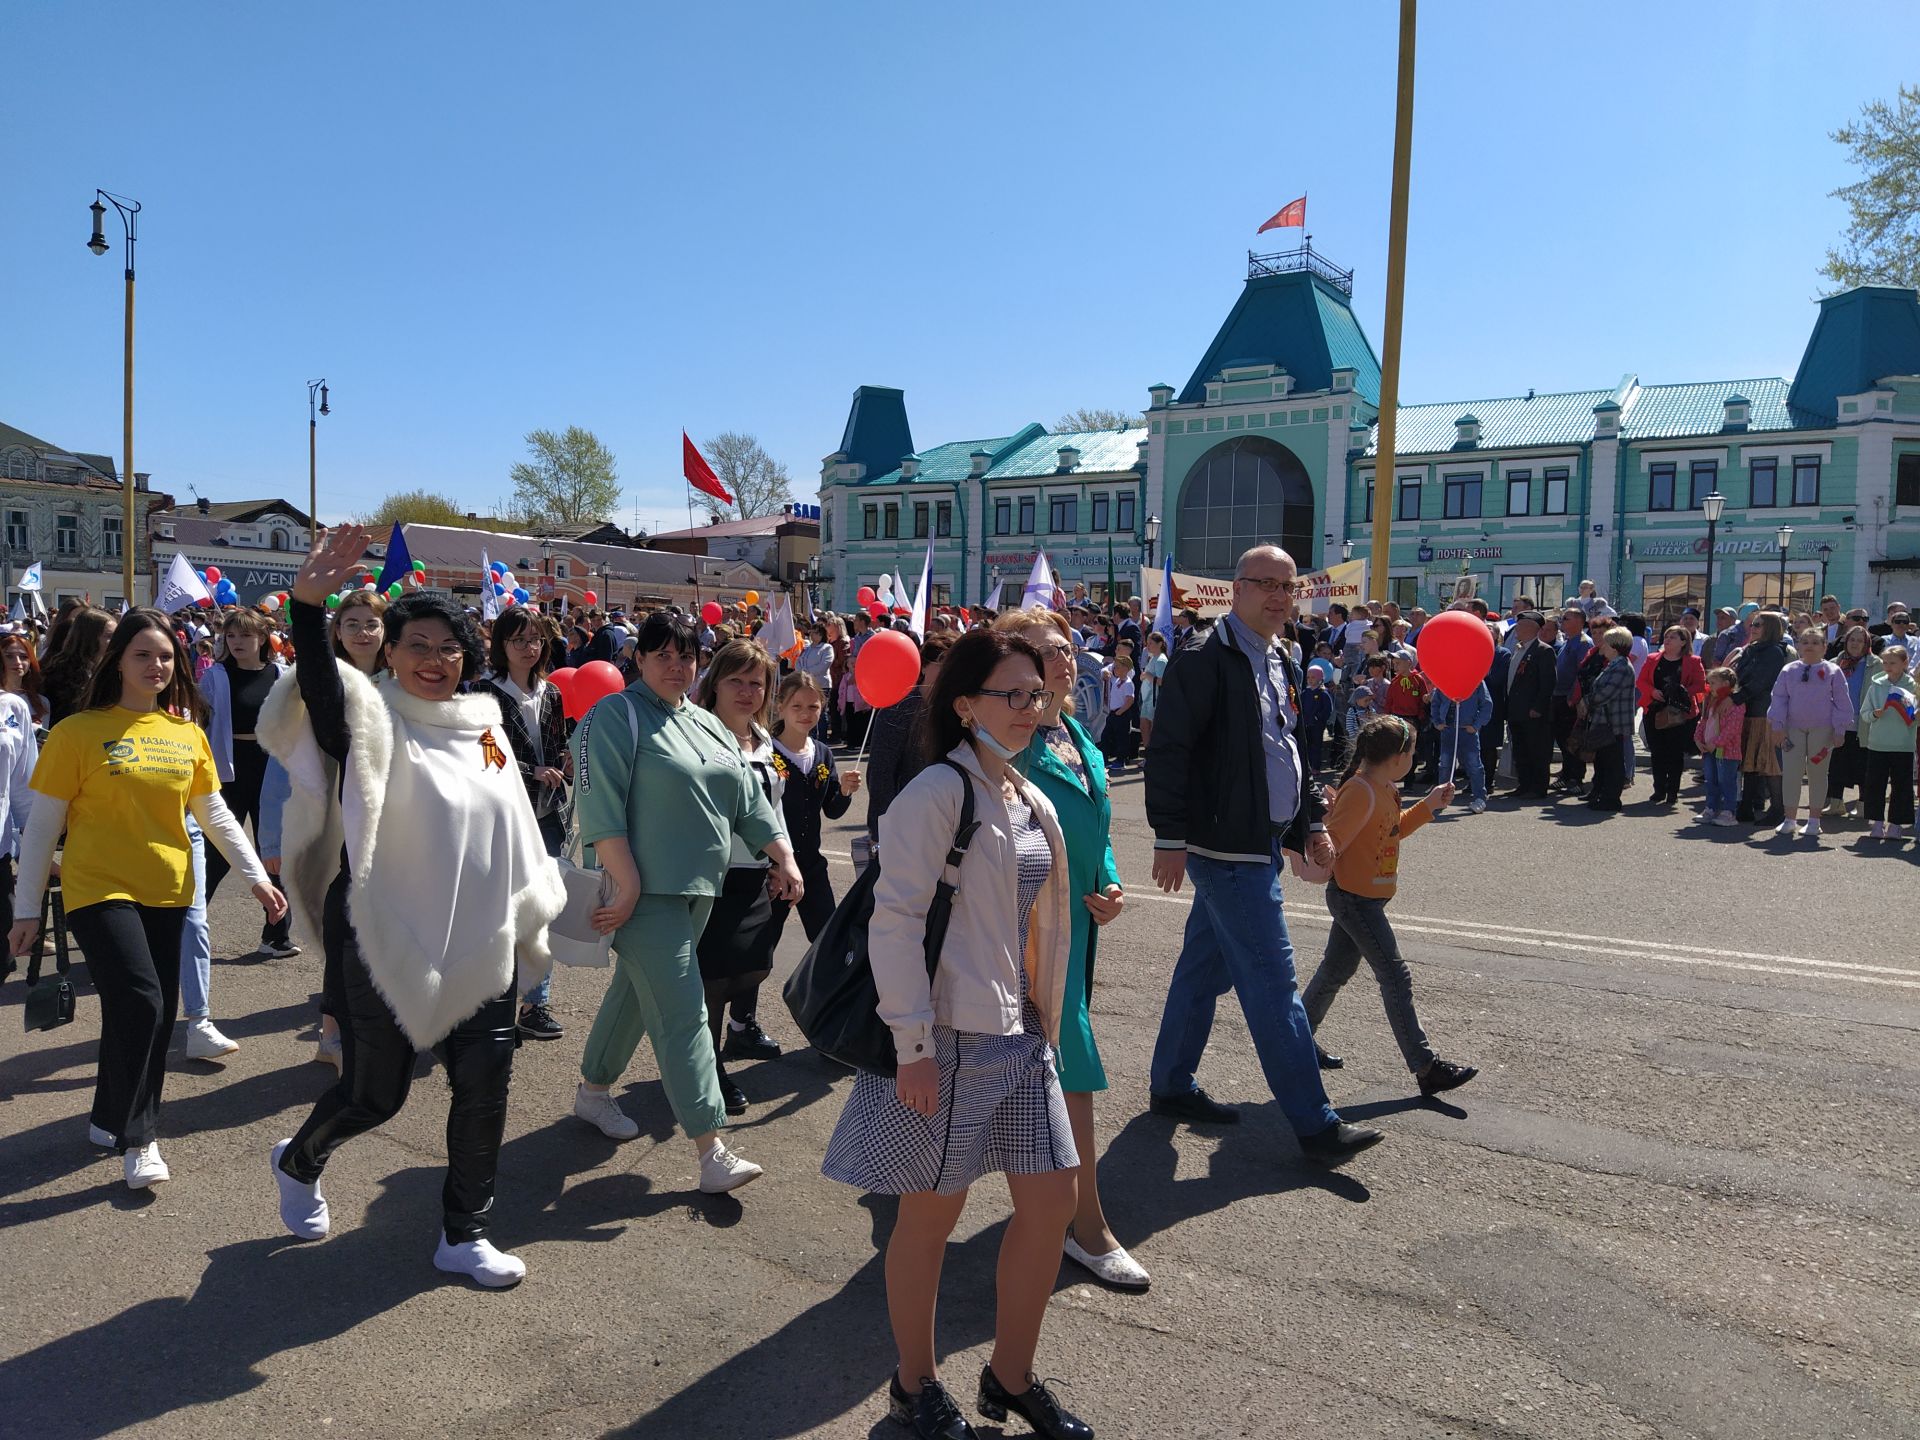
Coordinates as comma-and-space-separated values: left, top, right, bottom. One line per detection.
548, 667, 583, 720
582, 589, 598, 606
1415, 610, 1496, 701
573, 660, 626, 714
855, 629, 921, 709
856, 586, 877, 607
196, 595, 215, 608
701, 601, 724, 625
868, 601, 887, 621
204, 566, 221, 584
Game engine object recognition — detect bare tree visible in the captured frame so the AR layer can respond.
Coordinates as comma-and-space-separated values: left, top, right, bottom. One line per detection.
1055, 407, 1142, 432
702, 432, 794, 519
508, 426, 622, 527
1823, 85, 1920, 291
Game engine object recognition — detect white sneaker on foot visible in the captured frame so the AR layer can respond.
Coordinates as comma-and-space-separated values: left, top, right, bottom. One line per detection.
125, 1142, 170, 1189
1870, 820, 1887, 839
1469, 798, 1486, 814
1773, 819, 1797, 838
184, 1017, 240, 1060
1711, 812, 1739, 827
1803, 819, 1822, 839
1063, 1233, 1151, 1292
88, 1123, 115, 1148
314, 1032, 343, 1073
573, 1084, 640, 1140
699, 1141, 764, 1193
261, 938, 302, 959
433, 1235, 526, 1288
270, 1138, 330, 1239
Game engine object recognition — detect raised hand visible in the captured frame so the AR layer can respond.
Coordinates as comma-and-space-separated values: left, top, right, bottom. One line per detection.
291, 524, 374, 608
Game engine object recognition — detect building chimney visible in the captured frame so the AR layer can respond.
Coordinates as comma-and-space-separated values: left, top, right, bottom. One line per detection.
197, 496, 210, 515
134, 472, 150, 491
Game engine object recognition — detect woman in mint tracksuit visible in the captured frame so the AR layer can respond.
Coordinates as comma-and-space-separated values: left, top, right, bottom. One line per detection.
999, 608, 1148, 1294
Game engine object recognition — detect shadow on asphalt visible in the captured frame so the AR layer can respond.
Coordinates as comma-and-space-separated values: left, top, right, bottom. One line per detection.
1340, 1093, 1469, 1123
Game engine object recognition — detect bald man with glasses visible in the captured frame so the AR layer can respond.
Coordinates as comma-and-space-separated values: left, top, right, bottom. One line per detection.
1143, 545, 1382, 1163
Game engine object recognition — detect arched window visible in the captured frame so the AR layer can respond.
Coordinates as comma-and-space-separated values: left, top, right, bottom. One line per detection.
1174, 437, 1315, 575
270, 529, 288, 551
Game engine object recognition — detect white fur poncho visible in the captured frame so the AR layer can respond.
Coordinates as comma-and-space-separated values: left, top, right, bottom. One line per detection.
258, 661, 566, 1049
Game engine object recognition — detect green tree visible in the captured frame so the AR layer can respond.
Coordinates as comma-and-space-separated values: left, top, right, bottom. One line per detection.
702, 431, 794, 519
1823, 85, 1920, 292
356, 488, 513, 531
509, 426, 622, 527
1055, 406, 1141, 431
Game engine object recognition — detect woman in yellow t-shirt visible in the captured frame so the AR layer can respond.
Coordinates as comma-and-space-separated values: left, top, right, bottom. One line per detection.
8, 609, 285, 1192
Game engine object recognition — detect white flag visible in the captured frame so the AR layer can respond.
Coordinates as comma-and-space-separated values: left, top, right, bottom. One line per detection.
16, 562, 41, 593
907, 536, 933, 640
480, 549, 501, 621
891, 570, 910, 619
1020, 550, 1054, 610
982, 580, 1004, 611
760, 592, 797, 656
154, 552, 212, 614
6, 597, 23, 624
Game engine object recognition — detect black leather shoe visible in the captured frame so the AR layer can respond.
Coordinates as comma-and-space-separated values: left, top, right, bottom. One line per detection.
723, 1019, 782, 1060
1315, 1044, 1344, 1070
716, 1063, 748, 1117
1148, 1086, 1239, 1125
977, 1367, 1092, 1439
889, 1373, 976, 1439
1419, 1058, 1478, 1096
1298, 1120, 1384, 1163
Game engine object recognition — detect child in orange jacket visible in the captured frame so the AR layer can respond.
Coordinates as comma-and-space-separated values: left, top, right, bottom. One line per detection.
1299, 715, 1477, 1098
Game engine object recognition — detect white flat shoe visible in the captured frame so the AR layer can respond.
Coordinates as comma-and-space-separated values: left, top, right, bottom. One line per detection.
574, 1084, 640, 1141
184, 1017, 240, 1060
434, 1236, 526, 1289
125, 1142, 170, 1190
1063, 1233, 1151, 1292
698, 1141, 764, 1194
270, 1138, 330, 1240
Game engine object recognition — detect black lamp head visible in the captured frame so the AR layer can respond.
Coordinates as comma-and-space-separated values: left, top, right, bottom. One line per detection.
318, 383, 329, 416
87, 199, 108, 256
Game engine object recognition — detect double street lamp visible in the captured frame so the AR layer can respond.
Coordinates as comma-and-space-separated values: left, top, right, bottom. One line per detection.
86, 189, 141, 603
1701, 491, 1726, 626
1776, 524, 1795, 610
308, 379, 330, 535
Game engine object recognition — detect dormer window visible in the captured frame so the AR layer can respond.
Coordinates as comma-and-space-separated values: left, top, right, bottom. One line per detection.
1723, 393, 1750, 430
1455, 414, 1481, 447
1147, 383, 1175, 409
1056, 445, 1081, 472
970, 449, 992, 477
1593, 400, 1621, 439
900, 456, 920, 480
1332, 367, 1356, 393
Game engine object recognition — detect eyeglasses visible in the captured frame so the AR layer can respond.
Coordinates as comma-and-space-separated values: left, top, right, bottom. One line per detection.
973, 686, 1054, 711
396, 641, 465, 664
1033, 641, 1074, 660
508, 634, 545, 649
1237, 577, 1299, 594
338, 620, 383, 636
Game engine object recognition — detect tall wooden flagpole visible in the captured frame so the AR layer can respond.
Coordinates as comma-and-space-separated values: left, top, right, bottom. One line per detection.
1370, 0, 1417, 603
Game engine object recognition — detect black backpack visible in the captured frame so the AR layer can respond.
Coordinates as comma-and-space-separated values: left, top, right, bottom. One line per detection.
782, 758, 978, 1075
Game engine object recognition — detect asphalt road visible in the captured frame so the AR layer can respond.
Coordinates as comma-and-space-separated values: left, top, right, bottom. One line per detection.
1, 763, 1915, 1439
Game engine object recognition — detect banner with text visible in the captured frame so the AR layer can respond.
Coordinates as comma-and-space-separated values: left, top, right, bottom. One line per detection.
1138, 558, 1368, 621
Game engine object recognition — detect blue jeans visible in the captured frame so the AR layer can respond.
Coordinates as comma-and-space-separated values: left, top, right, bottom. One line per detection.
179, 817, 212, 1021
1440, 734, 1486, 803
1149, 840, 1340, 1137
1703, 754, 1740, 814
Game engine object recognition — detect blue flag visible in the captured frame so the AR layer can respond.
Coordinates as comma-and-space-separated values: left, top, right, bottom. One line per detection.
374, 523, 412, 592
1153, 548, 1177, 650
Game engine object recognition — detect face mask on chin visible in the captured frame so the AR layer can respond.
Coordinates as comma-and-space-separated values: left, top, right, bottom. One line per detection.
968, 718, 1024, 762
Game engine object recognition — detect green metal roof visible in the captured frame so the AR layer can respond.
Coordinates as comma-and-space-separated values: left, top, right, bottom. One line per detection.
1315, 286, 1383, 401
1788, 285, 1920, 420
847, 423, 1143, 488
1182, 270, 1382, 405
1366, 387, 1618, 454
1620, 377, 1807, 437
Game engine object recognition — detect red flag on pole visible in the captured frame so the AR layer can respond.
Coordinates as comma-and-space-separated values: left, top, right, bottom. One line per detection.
1257, 195, 1307, 233
683, 431, 734, 505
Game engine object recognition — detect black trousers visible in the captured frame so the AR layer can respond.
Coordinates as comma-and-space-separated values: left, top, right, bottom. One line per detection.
67, 901, 189, 1150
1552, 696, 1587, 784
1588, 736, 1626, 810
1479, 721, 1504, 787
1647, 720, 1691, 798
1511, 715, 1553, 794
204, 739, 291, 945
1863, 750, 1916, 826
281, 872, 517, 1242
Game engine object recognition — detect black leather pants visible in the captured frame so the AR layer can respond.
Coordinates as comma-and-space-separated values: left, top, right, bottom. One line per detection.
280, 871, 518, 1242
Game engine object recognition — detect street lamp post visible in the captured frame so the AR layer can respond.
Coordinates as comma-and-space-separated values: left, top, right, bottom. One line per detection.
307, 380, 329, 534
1701, 491, 1726, 627
1776, 524, 1795, 610
1144, 514, 1161, 570
1818, 542, 1833, 598
805, 552, 821, 615
1342, 538, 1355, 563
87, 190, 141, 604
540, 538, 554, 612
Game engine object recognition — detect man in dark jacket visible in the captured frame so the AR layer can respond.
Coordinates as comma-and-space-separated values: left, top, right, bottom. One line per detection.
1145, 544, 1380, 1162
1481, 626, 1511, 785
1504, 612, 1557, 797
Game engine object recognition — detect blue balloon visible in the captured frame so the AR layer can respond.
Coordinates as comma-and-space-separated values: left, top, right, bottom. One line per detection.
489, 561, 506, 575
512, 587, 530, 604
492, 583, 506, 596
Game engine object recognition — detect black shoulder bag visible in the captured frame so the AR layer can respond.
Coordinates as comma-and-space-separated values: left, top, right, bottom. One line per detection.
782, 758, 979, 1076
23, 884, 74, 1033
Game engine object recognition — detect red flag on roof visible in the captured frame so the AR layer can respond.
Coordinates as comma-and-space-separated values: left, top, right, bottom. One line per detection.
683, 431, 734, 505
1257, 195, 1307, 233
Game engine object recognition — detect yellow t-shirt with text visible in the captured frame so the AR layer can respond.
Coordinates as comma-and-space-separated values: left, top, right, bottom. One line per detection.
30, 707, 219, 909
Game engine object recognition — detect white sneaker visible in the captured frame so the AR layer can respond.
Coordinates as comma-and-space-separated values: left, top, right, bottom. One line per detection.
1803, 819, 1822, 839
261, 938, 302, 959
1711, 812, 1740, 828
88, 1123, 115, 1148
1696, 809, 1716, 825
698, 1141, 764, 1194
1469, 798, 1486, 814
1870, 821, 1887, 839
573, 1084, 640, 1141
1063, 1233, 1151, 1292
184, 1017, 240, 1061
270, 1138, 330, 1239
1847, 802, 1861, 818
314, 1032, 343, 1074
1773, 819, 1797, 838
433, 1235, 526, 1289
125, 1142, 170, 1189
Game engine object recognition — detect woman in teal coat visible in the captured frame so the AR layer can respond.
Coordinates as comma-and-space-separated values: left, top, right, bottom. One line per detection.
998, 608, 1149, 1293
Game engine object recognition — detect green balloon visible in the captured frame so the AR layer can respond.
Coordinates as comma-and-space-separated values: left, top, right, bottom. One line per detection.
412, 559, 426, 572
325, 593, 342, 610
388, 582, 403, 599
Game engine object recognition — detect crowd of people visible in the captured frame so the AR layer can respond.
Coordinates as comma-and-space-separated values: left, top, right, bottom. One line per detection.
12, 527, 1905, 1439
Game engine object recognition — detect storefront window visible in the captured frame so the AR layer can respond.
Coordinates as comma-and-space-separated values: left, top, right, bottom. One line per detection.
1742, 572, 1816, 612
1499, 574, 1566, 612
1389, 576, 1418, 609
1641, 574, 1703, 631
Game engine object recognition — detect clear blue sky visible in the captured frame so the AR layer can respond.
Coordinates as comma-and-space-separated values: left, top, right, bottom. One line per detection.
4, 1, 1915, 530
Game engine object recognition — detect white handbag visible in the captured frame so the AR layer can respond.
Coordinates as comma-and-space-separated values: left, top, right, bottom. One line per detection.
548, 693, 638, 968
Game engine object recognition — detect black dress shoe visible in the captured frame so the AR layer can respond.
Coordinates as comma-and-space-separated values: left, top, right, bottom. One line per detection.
889, 1373, 976, 1439
1315, 1044, 1344, 1070
723, 1018, 782, 1060
977, 1367, 1093, 1440
1419, 1058, 1478, 1096
1148, 1086, 1239, 1125
1298, 1120, 1384, 1162
716, 1063, 748, 1117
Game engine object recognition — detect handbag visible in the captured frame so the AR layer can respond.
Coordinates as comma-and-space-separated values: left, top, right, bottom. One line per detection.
782, 758, 978, 1076
1653, 702, 1693, 730
548, 693, 641, 969
23, 885, 75, 1034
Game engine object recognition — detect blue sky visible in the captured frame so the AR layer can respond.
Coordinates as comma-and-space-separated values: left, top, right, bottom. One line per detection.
4, 1, 1916, 530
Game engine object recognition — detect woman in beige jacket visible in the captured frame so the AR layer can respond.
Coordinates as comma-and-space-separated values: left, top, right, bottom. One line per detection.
823, 628, 1093, 1440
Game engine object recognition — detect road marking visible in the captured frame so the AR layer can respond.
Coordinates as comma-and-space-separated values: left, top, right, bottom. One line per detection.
820, 850, 1918, 990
